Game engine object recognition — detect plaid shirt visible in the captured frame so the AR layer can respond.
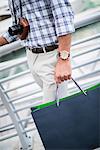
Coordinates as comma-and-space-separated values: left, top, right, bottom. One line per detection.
3, 0, 75, 48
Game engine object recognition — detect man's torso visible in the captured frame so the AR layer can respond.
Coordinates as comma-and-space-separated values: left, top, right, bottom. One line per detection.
8, 0, 74, 48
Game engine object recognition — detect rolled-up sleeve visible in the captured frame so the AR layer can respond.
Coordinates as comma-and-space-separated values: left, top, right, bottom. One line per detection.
50, 0, 75, 37
2, 31, 17, 43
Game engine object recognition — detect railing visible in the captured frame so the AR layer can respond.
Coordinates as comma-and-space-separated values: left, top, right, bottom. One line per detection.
0, 16, 100, 150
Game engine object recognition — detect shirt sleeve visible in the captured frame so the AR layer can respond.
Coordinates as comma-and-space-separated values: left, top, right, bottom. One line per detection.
50, 0, 75, 37
2, 0, 18, 43
2, 31, 17, 43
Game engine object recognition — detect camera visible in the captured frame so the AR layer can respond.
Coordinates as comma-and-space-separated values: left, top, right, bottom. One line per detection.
8, 18, 30, 40
8, 24, 23, 36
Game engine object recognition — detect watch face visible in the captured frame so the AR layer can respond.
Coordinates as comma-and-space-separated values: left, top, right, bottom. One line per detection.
60, 51, 69, 60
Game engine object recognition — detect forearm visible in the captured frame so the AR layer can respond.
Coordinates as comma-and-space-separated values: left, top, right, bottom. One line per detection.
0, 36, 9, 46
51, 0, 74, 83
55, 34, 72, 83
58, 34, 72, 52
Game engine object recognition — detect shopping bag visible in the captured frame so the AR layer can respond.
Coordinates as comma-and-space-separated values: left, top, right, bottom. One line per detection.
31, 83, 100, 149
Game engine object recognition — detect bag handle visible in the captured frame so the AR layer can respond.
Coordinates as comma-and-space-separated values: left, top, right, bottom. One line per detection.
71, 77, 87, 96
56, 77, 87, 107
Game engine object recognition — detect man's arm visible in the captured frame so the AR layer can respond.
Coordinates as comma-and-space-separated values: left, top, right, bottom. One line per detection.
0, 36, 9, 46
0, 0, 18, 46
50, 0, 75, 83
0, 30, 18, 46
58, 34, 71, 52
0, 31, 18, 46
55, 34, 72, 83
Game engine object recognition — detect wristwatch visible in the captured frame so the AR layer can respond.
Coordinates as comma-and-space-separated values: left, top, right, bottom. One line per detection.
58, 50, 70, 60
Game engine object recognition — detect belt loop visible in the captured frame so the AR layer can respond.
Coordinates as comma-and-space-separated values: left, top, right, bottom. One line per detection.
43, 46, 46, 54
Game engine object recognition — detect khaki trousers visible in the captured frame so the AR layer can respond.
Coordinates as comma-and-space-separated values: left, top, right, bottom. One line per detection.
26, 49, 68, 104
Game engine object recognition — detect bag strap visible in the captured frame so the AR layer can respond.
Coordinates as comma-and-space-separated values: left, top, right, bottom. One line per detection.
56, 78, 87, 107
19, 0, 23, 18
12, 0, 23, 24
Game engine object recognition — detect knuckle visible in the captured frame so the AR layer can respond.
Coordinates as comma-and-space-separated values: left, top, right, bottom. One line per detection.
64, 74, 68, 77
61, 75, 64, 78
56, 74, 60, 77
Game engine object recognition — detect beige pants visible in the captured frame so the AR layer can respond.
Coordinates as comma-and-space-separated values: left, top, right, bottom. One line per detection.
26, 49, 68, 104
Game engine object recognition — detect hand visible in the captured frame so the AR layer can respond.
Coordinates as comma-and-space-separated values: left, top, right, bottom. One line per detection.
55, 58, 72, 84
18, 18, 30, 40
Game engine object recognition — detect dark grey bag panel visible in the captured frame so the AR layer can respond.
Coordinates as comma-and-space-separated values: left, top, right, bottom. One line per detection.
31, 86, 100, 150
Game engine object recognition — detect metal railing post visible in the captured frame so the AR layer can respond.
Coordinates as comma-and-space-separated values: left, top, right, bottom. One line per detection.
0, 86, 33, 150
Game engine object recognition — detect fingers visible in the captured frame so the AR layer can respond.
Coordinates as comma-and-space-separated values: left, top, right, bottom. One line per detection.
55, 75, 62, 84
55, 73, 71, 84
64, 75, 68, 80
61, 76, 65, 82
68, 74, 71, 80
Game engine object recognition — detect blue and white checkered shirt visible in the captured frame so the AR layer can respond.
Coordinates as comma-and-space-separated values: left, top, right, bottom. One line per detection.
3, 0, 75, 48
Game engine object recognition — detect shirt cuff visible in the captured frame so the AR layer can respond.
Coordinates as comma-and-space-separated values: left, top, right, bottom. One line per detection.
55, 18, 75, 37
2, 31, 17, 43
